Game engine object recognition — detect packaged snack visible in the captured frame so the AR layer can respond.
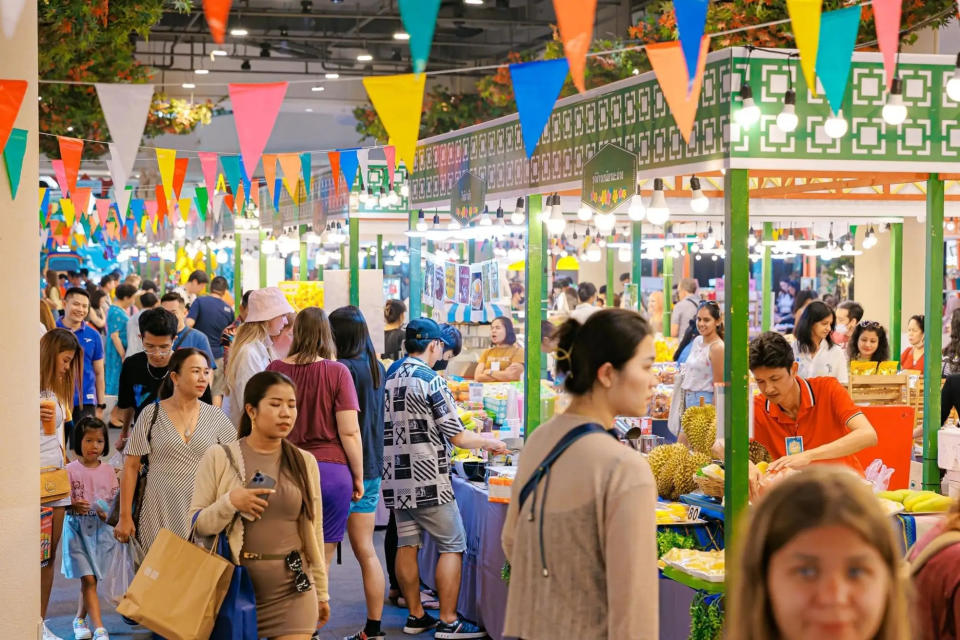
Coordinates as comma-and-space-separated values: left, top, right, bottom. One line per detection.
877, 361, 899, 376
850, 361, 879, 376
649, 385, 673, 419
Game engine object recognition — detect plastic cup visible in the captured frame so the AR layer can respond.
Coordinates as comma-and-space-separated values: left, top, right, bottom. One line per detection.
40, 394, 56, 435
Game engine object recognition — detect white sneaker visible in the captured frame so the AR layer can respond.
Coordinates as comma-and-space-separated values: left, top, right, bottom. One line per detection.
41, 621, 64, 640
72, 617, 92, 640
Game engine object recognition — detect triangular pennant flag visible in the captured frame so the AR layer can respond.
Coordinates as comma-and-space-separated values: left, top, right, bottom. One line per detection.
273, 178, 282, 211
155, 148, 176, 201
198, 151, 219, 196
509, 58, 570, 158
223, 193, 235, 214
1, 0, 28, 39
106, 143, 132, 205
361, 74, 426, 173
552, 0, 597, 93
39, 186, 48, 216
674, 0, 710, 91
236, 182, 246, 211
339, 148, 360, 192
94, 83, 153, 188
0, 80, 27, 152
647, 37, 710, 144
873, 0, 903, 91
58, 136, 84, 196
357, 148, 371, 189
815, 5, 861, 114
178, 197, 192, 223
173, 156, 189, 199
228, 82, 288, 178
787, 0, 823, 95
115, 186, 132, 220
145, 199, 158, 221
61, 198, 76, 227
72, 187, 92, 222
300, 152, 312, 195
221, 154, 243, 201
399, 0, 442, 74
202, 0, 232, 44
327, 151, 341, 196
238, 154, 252, 197
95, 198, 111, 227
154, 184, 168, 226
262, 153, 278, 208
383, 146, 396, 188
2, 127, 27, 197
212, 192, 224, 223
250, 178, 261, 211
51, 159, 68, 195
216, 173, 227, 193
194, 186, 209, 222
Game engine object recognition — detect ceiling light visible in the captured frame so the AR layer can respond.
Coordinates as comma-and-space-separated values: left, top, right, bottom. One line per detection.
325, 72, 339, 79
824, 109, 848, 139
415, 209, 428, 232
393, 31, 410, 40
735, 81, 760, 128
357, 53, 373, 62
511, 197, 525, 225
863, 226, 878, 249
689, 175, 709, 214
594, 212, 616, 235
703, 224, 717, 250
576, 203, 593, 221
646, 178, 670, 225
628, 183, 645, 221
776, 89, 799, 133
586, 239, 602, 262
495, 204, 506, 227
211, 49, 228, 57
464, 0, 484, 4
305, 108, 314, 112
546, 195, 566, 235
948, 53, 960, 102
388, 190, 400, 206
230, 27, 248, 37
882, 77, 907, 126
311, 85, 325, 92
194, 68, 209, 75
260, 43, 271, 57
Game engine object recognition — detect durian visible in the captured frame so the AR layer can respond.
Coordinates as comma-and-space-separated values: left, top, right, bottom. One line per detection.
681, 404, 717, 455
672, 451, 711, 498
748, 440, 772, 464
648, 444, 710, 501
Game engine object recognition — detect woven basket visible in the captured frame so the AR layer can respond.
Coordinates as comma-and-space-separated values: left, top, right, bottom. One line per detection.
694, 474, 724, 498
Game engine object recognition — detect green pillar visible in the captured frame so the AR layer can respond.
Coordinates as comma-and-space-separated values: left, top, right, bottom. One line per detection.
662, 224, 673, 336
890, 222, 903, 355
632, 221, 642, 310
524, 195, 543, 436
606, 236, 615, 307
234, 232, 242, 312
349, 217, 360, 307
408, 209, 422, 320
458, 243, 466, 262
723, 169, 751, 575
258, 229, 267, 288
923, 175, 945, 491
761, 222, 773, 332
299, 224, 308, 282
541, 224, 549, 319
377, 234, 384, 270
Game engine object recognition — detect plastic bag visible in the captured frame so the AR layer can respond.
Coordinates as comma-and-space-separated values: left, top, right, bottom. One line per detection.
865, 458, 895, 493
101, 540, 138, 606
106, 451, 125, 471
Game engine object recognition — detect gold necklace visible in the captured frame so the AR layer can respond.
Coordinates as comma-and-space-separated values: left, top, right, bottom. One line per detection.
168, 398, 199, 441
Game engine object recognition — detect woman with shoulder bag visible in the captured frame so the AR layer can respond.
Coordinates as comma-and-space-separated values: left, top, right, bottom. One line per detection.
190, 371, 330, 640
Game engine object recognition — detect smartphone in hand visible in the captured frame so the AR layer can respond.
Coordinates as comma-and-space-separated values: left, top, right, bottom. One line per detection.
240, 470, 278, 521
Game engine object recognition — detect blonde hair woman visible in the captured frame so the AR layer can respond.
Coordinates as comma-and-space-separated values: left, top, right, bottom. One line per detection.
728, 466, 910, 640
224, 287, 294, 426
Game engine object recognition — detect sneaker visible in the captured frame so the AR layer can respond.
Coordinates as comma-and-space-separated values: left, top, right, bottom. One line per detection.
41, 621, 64, 640
343, 632, 386, 640
402, 613, 438, 635
72, 618, 92, 640
92, 629, 109, 640
434, 619, 487, 640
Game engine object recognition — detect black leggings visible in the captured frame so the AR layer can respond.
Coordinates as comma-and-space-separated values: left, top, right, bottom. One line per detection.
385, 509, 399, 591
942, 375, 960, 426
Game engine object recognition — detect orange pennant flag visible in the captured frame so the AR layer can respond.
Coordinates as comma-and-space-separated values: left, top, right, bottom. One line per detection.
327, 151, 341, 197
58, 136, 84, 196
278, 153, 302, 202
552, 0, 597, 93
0, 80, 27, 153
173, 157, 189, 199
250, 178, 261, 210
155, 184, 169, 226
262, 154, 278, 208
203, 0, 232, 44
224, 193, 235, 213
71, 187, 92, 222
646, 37, 710, 144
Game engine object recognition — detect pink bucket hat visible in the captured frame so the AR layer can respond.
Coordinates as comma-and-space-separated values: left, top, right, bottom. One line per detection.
245, 287, 295, 323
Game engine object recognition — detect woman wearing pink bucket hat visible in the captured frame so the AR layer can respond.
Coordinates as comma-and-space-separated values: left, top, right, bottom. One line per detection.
224, 287, 295, 426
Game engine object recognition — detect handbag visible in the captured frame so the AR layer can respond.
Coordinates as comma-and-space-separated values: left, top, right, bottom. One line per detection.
40, 446, 70, 505
116, 528, 234, 640
106, 401, 160, 527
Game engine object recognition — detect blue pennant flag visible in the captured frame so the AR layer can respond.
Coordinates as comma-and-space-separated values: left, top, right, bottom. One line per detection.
273, 178, 283, 211
238, 154, 252, 197
509, 58, 570, 158
815, 5, 862, 114
399, 0, 442, 74
674, 0, 710, 90
338, 148, 360, 192
300, 153, 312, 196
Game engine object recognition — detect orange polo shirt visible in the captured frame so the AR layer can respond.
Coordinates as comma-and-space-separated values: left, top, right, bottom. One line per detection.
753, 376, 865, 474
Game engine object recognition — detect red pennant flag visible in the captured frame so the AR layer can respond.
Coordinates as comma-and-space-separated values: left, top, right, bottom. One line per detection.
873, 0, 904, 91
383, 145, 396, 188
173, 157, 189, 199
51, 159, 68, 195
95, 198, 111, 227
228, 82, 288, 179
224, 193, 235, 213
647, 37, 710, 144
58, 136, 84, 196
0, 80, 27, 152
552, 0, 597, 93
327, 151, 341, 196
71, 187, 92, 223
262, 154, 278, 208
198, 151, 219, 195
155, 184, 168, 225
203, 0, 232, 44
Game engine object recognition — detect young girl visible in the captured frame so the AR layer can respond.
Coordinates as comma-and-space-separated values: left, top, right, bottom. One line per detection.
848, 320, 891, 363
62, 417, 118, 640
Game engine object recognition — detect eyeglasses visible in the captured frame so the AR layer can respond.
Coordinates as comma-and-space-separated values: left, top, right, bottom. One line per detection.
285, 550, 312, 593
858, 321, 882, 329
143, 346, 173, 355
699, 301, 720, 309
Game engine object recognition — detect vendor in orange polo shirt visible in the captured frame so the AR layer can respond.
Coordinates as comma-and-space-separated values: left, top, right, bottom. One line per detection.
749, 332, 877, 481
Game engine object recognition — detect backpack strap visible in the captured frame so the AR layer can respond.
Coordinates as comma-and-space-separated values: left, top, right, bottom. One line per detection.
909, 530, 960, 576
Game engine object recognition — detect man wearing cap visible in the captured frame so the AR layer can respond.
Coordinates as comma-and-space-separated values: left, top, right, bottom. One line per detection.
382, 318, 506, 639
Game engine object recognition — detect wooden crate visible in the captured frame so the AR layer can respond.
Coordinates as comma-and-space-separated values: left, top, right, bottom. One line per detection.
848, 375, 910, 406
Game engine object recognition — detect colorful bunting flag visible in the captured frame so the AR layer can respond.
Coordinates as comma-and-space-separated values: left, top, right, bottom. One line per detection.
154, 184, 168, 226
115, 185, 132, 220
262, 153, 278, 210
194, 186, 209, 221
61, 198, 76, 227
39, 187, 48, 219
272, 178, 282, 211
399, 0, 442, 74
327, 151, 341, 196
674, 0, 710, 91
1, 0, 28, 39
787, 0, 823, 95
357, 148, 371, 189
647, 37, 710, 144
278, 153, 301, 202
94, 83, 153, 189
58, 136, 84, 196
202, 0, 232, 44
552, 0, 597, 93
383, 146, 396, 188
51, 159, 67, 195
300, 152, 312, 195
250, 178, 260, 211
178, 198, 192, 223
212, 192, 225, 223
339, 148, 360, 192
155, 147, 177, 201
873, 0, 904, 91
173, 156, 189, 199
95, 198, 111, 227
815, 5, 861, 114
361, 74, 426, 173
72, 187, 92, 223
2, 126, 26, 197
198, 151, 219, 196
216, 173, 227, 194
509, 58, 570, 158
0, 79, 27, 152
221, 154, 243, 205
228, 82, 288, 178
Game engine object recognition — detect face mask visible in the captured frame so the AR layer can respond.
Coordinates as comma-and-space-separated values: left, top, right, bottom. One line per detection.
835, 324, 849, 336
433, 359, 449, 372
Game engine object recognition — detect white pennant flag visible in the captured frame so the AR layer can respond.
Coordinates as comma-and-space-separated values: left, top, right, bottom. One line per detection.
212, 193, 225, 223
95, 83, 154, 188
39, 227, 50, 248
357, 148, 371, 190
1, 0, 27, 39
106, 150, 133, 221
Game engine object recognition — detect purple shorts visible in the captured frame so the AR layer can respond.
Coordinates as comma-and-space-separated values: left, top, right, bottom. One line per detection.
316, 461, 352, 543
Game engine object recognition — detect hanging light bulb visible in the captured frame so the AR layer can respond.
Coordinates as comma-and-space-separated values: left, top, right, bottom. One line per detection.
511, 197, 525, 225
748, 230, 758, 247
546, 197, 566, 235
577, 202, 593, 221
400, 183, 410, 198
552, 193, 563, 217
863, 226, 878, 249
335, 222, 348, 244
415, 209, 428, 232
261, 237, 277, 255
735, 82, 761, 128
703, 224, 717, 250
594, 211, 616, 235
842, 236, 853, 252
479, 205, 493, 226
387, 189, 401, 206
627, 183, 645, 221
378, 187, 389, 208
689, 175, 709, 213
646, 178, 670, 226
882, 77, 908, 126
776, 89, 799, 133
948, 219, 957, 232
495, 204, 506, 227
824, 110, 848, 139
586, 239, 602, 262
948, 53, 960, 102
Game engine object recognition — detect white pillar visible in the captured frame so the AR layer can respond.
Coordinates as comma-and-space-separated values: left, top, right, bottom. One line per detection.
0, 2, 41, 637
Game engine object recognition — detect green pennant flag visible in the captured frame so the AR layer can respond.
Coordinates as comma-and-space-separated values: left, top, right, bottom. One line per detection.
194, 186, 209, 222
2, 128, 27, 198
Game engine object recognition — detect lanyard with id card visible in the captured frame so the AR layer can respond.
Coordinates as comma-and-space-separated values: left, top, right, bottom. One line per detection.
785, 436, 804, 456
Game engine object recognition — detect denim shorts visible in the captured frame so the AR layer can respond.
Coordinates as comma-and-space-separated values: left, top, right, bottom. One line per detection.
395, 500, 466, 553
350, 477, 382, 514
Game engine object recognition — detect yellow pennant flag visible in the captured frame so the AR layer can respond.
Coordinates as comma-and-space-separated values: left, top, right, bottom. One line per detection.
361, 73, 426, 173
39, 186, 47, 208
216, 173, 227, 194
61, 198, 76, 227
786, 0, 822, 95
178, 198, 192, 223
155, 148, 177, 201
150, 213, 159, 235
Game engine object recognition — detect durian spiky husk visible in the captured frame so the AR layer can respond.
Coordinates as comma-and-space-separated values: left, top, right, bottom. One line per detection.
649, 444, 711, 500
672, 451, 712, 499
681, 403, 717, 455
749, 440, 772, 464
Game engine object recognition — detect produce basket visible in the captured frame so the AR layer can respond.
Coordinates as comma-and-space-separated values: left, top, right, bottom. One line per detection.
694, 474, 724, 498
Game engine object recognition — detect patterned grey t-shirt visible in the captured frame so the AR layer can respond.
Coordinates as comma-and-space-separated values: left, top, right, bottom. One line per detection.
381, 356, 464, 510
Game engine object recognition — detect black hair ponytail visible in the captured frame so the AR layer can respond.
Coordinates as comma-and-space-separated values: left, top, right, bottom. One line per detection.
554, 309, 652, 395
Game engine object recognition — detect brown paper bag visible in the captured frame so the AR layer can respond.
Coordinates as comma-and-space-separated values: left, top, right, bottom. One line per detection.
117, 528, 234, 640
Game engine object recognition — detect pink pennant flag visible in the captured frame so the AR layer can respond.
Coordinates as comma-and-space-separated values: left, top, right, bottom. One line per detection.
383, 145, 396, 188
198, 151, 219, 195
145, 199, 159, 221
228, 82, 288, 178
873, 0, 903, 91
52, 159, 68, 195
95, 198, 111, 227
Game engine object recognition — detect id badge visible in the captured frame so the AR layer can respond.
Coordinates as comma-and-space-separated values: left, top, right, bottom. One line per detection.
785, 436, 804, 456
490, 361, 501, 372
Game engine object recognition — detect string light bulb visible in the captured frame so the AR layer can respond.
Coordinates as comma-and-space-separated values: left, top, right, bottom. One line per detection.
824, 110, 848, 139
776, 89, 799, 133
947, 53, 960, 102
594, 211, 616, 235
511, 197, 525, 225
863, 226, 878, 249
415, 209, 428, 232
735, 82, 761, 128
546, 195, 567, 235
627, 183, 645, 221
577, 202, 593, 221
478, 206, 493, 227
646, 178, 670, 226
495, 204, 506, 227
882, 77, 907, 126
689, 175, 709, 214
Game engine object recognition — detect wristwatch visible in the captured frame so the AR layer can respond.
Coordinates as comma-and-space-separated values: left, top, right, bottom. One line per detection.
97, 403, 106, 410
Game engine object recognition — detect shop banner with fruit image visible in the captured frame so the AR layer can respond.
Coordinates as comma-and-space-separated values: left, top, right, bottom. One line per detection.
580, 143, 637, 215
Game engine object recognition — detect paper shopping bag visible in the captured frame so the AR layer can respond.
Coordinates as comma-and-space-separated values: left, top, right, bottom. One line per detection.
117, 528, 234, 640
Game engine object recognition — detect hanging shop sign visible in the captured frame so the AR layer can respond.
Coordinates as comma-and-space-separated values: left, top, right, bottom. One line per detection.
450, 172, 487, 226
581, 143, 636, 214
